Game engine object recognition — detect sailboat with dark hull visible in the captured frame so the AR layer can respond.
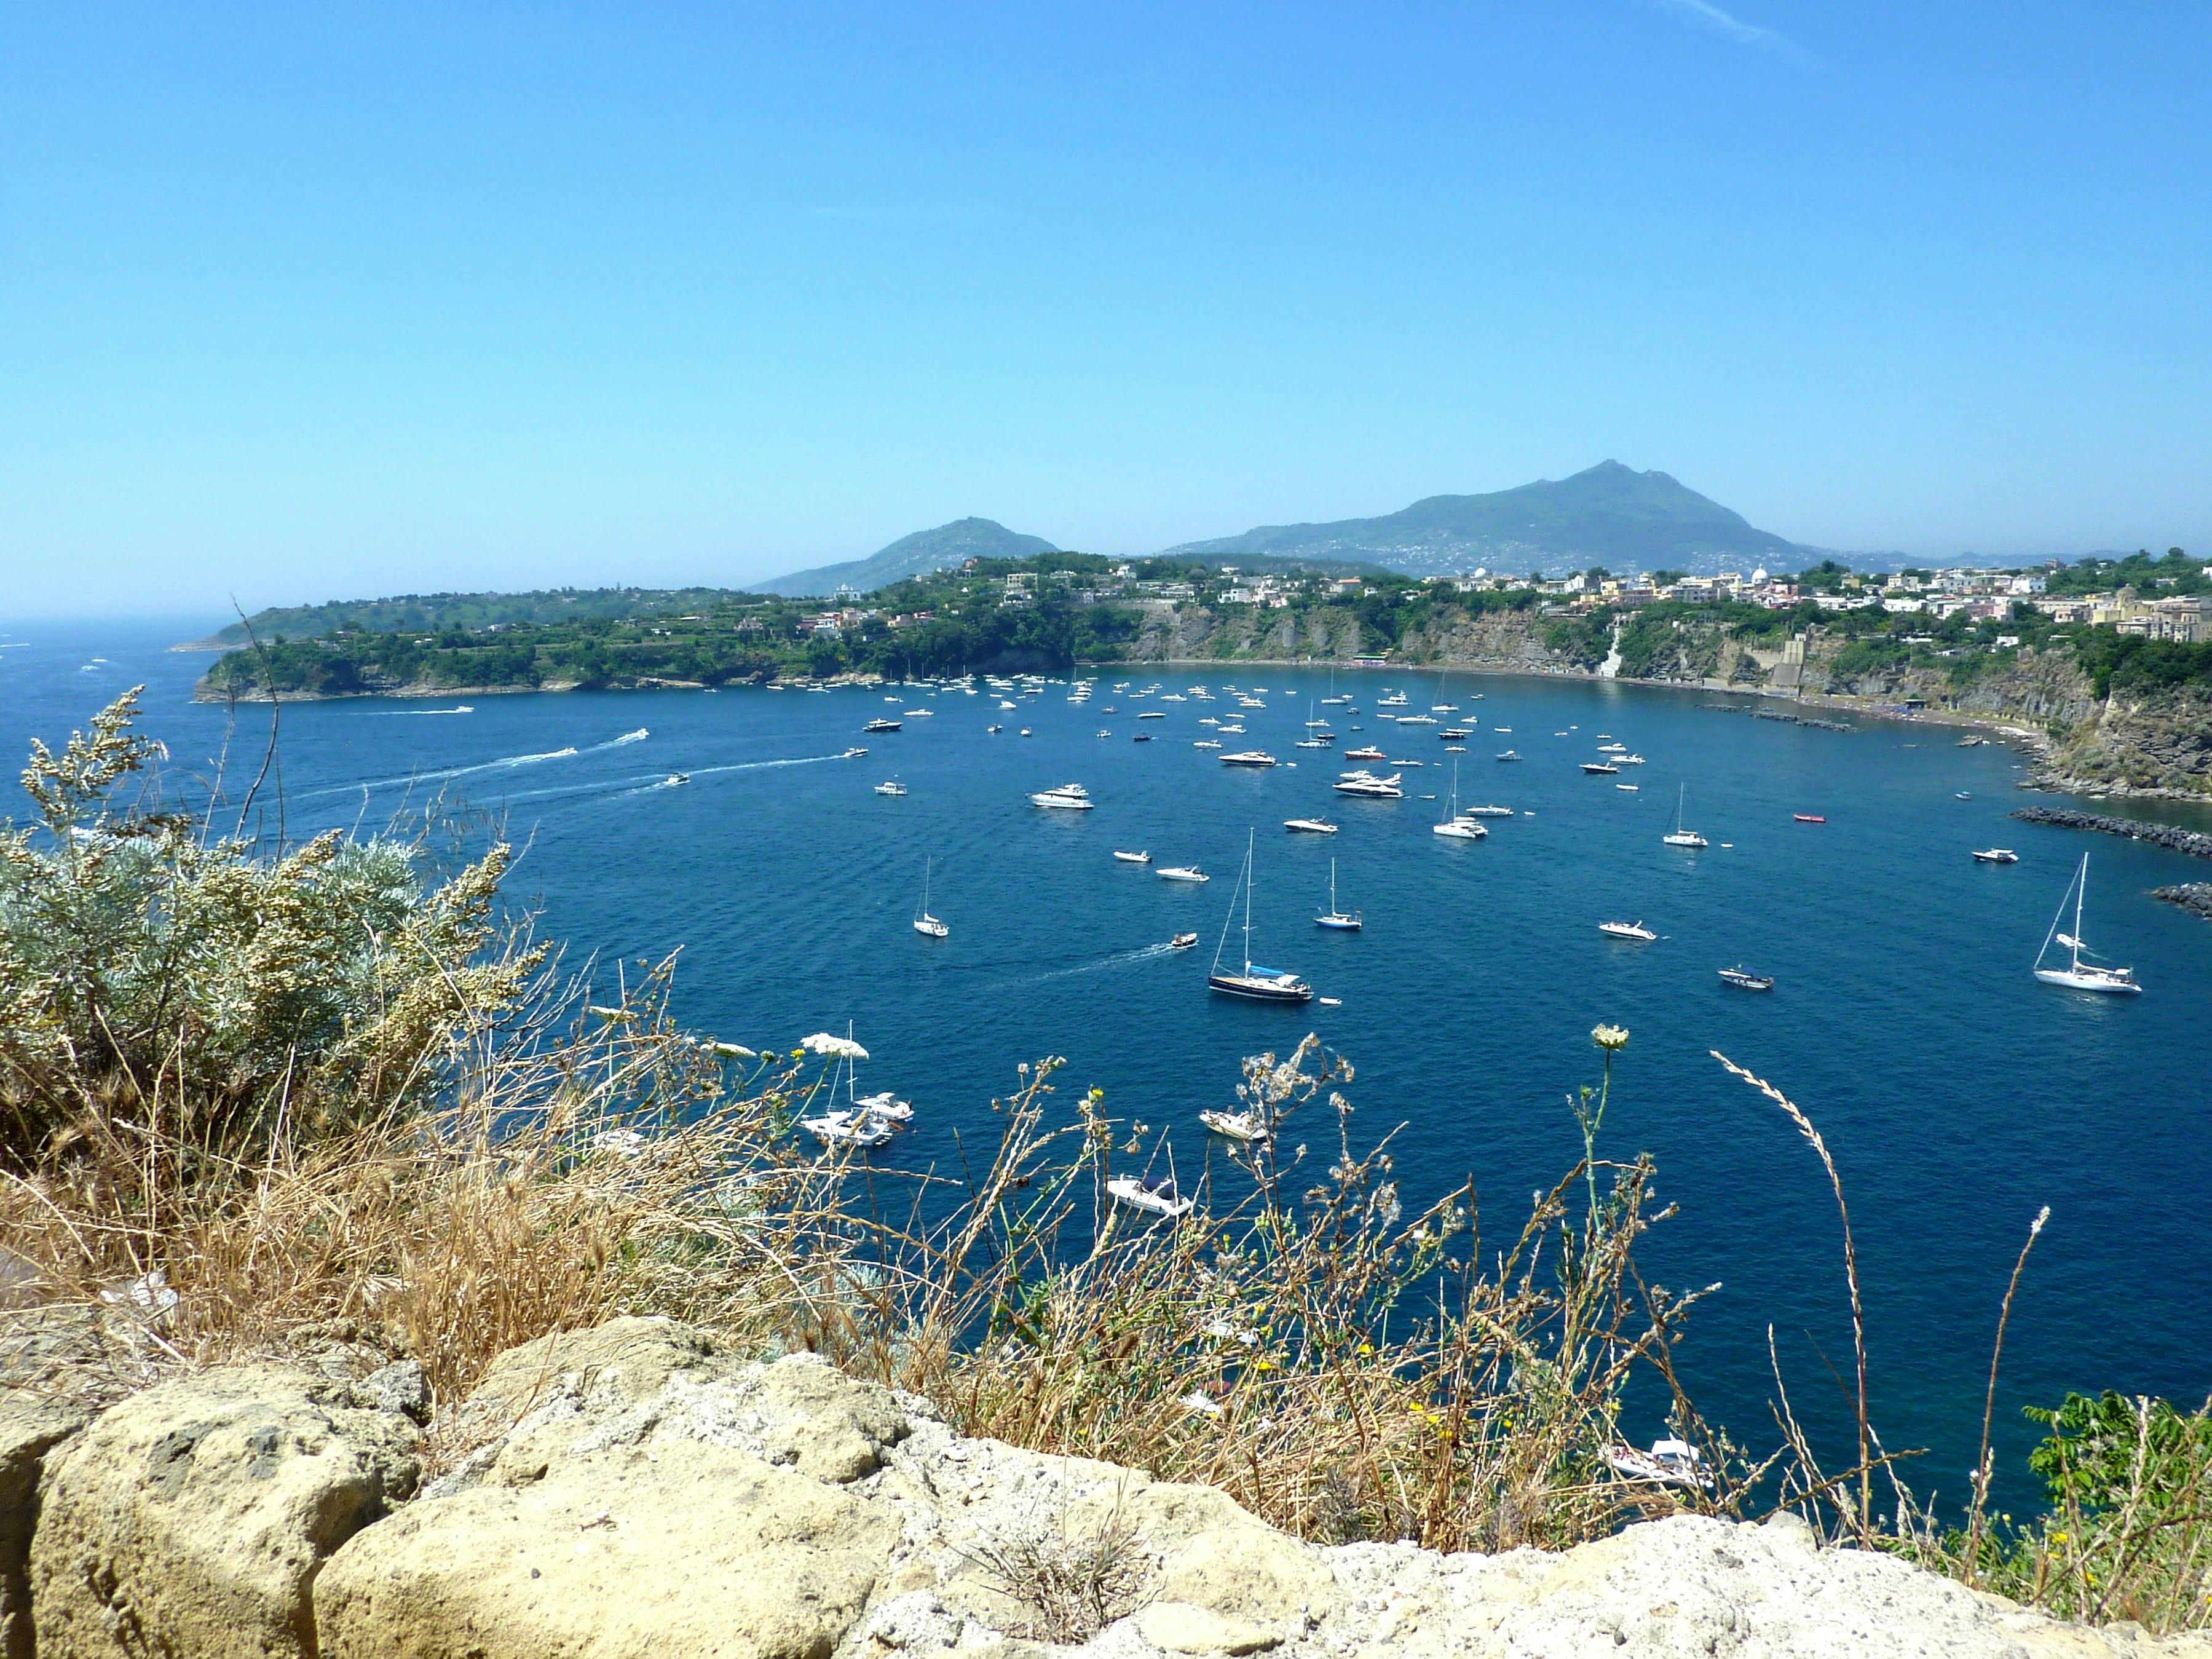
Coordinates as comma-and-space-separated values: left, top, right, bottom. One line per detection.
1209, 831, 1314, 1004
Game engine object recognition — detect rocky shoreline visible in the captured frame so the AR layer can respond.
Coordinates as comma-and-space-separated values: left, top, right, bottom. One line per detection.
7, 1314, 2202, 1659
2154, 883, 2212, 921
2009, 806, 2212, 862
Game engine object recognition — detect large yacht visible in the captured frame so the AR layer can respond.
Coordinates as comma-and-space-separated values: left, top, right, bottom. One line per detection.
1029, 783, 1094, 810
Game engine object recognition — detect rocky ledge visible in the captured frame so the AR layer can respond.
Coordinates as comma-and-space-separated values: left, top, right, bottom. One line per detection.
2010, 807, 2212, 861
4, 1316, 2203, 1659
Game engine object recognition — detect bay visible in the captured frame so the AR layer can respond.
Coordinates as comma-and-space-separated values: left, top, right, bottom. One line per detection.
7, 616, 2211, 1514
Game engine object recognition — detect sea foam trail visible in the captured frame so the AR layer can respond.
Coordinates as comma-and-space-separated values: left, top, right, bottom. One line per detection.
992, 941, 1180, 992
298, 730, 647, 801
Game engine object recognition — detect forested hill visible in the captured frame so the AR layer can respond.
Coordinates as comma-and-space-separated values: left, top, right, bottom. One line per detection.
181, 588, 740, 651
1164, 461, 1807, 576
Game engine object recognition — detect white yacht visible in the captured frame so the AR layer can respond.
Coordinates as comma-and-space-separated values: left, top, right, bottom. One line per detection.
1662, 783, 1708, 848
1434, 762, 1487, 840
1315, 858, 1362, 931
1029, 783, 1094, 810
1457, 803, 1514, 817
1972, 847, 2020, 864
875, 780, 908, 797
1333, 769, 1405, 799
1114, 850, 1153, 864
912, 857, 949, 939
1582, 760, 1621, 775
1598, 921, 1657, 942
2034, 852, 2142, 994
1208, 832, 1314, 1003
1158, 865, 1210, 883
1219, 751, 1278, 767
1199, 1107, 1270, 1142
1107, 1174, 1195, 1219
1284, 817, 1337, 834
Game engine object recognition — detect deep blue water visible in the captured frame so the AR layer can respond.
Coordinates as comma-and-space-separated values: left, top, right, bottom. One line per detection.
8, 617, 2212, 1516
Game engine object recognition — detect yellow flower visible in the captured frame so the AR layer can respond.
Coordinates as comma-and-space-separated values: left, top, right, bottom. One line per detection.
1592, 1024, 1630, 1051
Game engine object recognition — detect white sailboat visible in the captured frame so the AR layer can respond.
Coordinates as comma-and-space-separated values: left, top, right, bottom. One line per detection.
913, 856, 949, 938
1434, 761, 1487, 840
1662, 783, 1709, 849
1209, 831, 1314, 1002
1316, 858, 1362, 930
2033, 852, 2142, 994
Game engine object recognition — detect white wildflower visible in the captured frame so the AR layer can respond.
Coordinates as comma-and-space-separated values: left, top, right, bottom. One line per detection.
801, 1032, 869, 1059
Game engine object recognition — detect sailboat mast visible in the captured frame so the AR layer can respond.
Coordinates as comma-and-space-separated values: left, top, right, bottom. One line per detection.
2074, 854, 2088, 970
1243, 830, 1254, 973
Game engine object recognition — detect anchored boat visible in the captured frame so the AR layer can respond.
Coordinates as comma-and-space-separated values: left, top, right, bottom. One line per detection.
1207, 831, 1314, 1003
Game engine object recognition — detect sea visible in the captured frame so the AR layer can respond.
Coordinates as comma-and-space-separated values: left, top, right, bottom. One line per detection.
7, 616, 2211, 1517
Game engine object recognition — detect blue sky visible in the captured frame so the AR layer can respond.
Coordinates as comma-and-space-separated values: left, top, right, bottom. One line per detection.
4, 2, 2208, 615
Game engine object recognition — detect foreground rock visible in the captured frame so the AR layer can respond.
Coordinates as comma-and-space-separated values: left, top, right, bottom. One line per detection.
18, 1317, 2212, 1657
29, 1365, 419, 1659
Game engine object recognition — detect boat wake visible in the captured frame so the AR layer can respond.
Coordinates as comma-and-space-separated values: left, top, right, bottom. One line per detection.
299, 729, 657, 801
994, 941, 1180, 991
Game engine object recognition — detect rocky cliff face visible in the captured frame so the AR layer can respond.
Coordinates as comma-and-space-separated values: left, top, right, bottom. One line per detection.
5, 1316, 2205, 1659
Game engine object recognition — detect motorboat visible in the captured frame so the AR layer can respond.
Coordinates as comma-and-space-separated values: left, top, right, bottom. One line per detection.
1794, 814, 1827, 824
664, 772, 690, 786
1169, 932, 1199, 949
1619, 754, 1646, 765
1108, 1174, 1195, 1219
875, 781, 908, 796
1496, 750, 1522, 762
1616, 783, 1639, 791
913, 856, 949, 939
1956, 791, 1973, 800
2033, 852, 2143, 994
801, 1109, 896, 1149
1294, 737, 1333, 749
1606, 1438, 1712, 1491
1193, 740, 1223, 750
1208, 833, 1314, 1004
1598, 921, 1657, 942
853, 1090, 913, 1125
1457, 804, 1514, 817
1972, 847, 2019, 863
1030, 783, 1094, 810
1284, 818, 1337, 834
1139, 711, 1165, 719
1315, 858, 1362, 931
1345, 745, 1387, 761
1662, 784, 1708, 848
1333, 770, 1405, 799
1158, 866, 1210, 883
1219, 751, 1279, 767
863, 718, 902, 733
1439, 728, 1471, 740
843, 747, 869, 758
1582, 761, 1621, 775
1199, 1107, 1270, 1142
1115, 850, 1153, 864
1718, 967, 1775, 991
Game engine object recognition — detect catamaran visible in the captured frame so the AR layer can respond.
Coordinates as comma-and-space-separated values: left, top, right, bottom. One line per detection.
1316, 858, 1362, 931
2033, 852, 2142, 994
1208, 831, 1314, 1003
912, 856, 948, 939
1434, 761, 1487, 840
1663, 784, 1709, 848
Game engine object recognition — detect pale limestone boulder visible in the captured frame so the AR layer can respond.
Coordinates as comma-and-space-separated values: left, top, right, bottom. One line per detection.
317, 1439, 897, 1659
29, 1364, 417, 1659
0, 1393, 85, 1659
1139, 1601, 1284, 1655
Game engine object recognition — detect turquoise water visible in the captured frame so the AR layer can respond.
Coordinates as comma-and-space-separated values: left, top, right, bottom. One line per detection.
10, 620, 2212, 1513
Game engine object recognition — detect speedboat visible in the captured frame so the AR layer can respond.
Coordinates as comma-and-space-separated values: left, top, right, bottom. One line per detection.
1030, 783, 1094, 810
875, 781, 908, 796
1606, 1438, 1712, 1491
1115, 850, 1153, 864
1344, 745, 1387, 761
863, 718, 902, 733
665, 773, 690, 786
1193, 740, 1223, 750
1108, 1175, 1195, 1219
842, 746, 868, 758
1284, 818, 1337, 834
1956, 791, 1972, 800
1457, 804, 1514, 817
1219, 751, 1278, 767
1169, 932, 1199, 949
1158, 866, 1210, 883
1199, 1107, 1270, 1142
1496, 750, 1522, 762
1582, 761, 1621, 775
1972, 848, 2019, 863
1439, 728, 1471, 740
1598, 921, 1657, 942
1718, 967, 1775, 991
1794, 814, 1827, 824
853, 1090, 913, 1125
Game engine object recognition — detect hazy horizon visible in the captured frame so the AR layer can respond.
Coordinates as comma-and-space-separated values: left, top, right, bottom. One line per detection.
6, 5, 2208, 618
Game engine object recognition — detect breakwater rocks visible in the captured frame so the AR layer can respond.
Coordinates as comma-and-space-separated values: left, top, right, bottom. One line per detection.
2011, 806, 2212, 862
6, 1316, 2206, 1658
2155, 883, 2212, 921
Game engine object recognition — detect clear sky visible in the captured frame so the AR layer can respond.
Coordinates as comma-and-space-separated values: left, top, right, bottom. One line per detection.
4, 2, 2208, 616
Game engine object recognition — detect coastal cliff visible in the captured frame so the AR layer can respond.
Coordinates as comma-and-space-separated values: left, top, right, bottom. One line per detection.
9, 1315, 2203, 1659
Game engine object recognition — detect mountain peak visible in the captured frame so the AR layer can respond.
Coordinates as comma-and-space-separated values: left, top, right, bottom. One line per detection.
756, 518, 1059, 597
